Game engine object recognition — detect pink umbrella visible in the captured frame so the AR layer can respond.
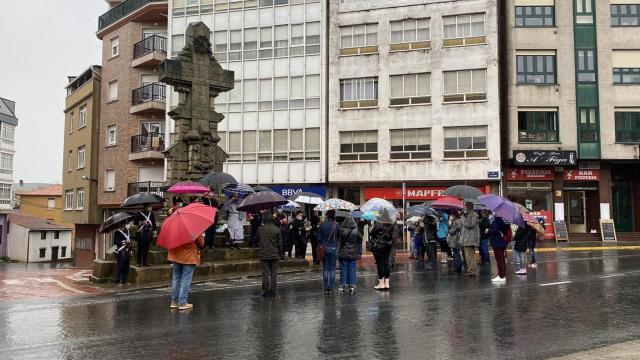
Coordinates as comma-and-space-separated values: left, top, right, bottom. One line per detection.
168, 181, 209, 195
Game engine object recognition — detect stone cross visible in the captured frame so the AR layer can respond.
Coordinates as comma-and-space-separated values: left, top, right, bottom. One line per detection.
158, 22, 234, 183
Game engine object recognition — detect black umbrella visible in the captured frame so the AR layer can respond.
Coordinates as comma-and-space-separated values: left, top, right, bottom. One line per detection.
237, 190, 288, 212
407, 205, 438, 218
121, 193, 164, 207
442, 185, 484, 200
99, 212, 136, 234
200, 171, 238, 187
252, 185, 272, 192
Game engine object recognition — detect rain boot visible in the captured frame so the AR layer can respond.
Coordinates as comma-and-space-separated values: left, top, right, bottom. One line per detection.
383, 278, 390, 290
374, 278, 385, 291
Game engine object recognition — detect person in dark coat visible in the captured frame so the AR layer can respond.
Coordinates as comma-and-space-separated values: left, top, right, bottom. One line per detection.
249, 210, 264, 248
478, 210, 491, 265
257, 217, 284, 297
338, 216, 362, 292
202, 192, 220, 249
486, 215, 508, 283
113, 222, 133, 285
422, 216, 438, 270
276, 212, 292, 257
369, 219, 394, 291
513, 224, 531, 275
309, 211, 321, 264
135, 206, 156, 267
357, 218, 368, 259
290, 211, 307, 259
317, 210, 341, 294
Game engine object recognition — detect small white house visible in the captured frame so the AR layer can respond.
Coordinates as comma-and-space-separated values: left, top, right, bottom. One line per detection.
7, 213, 73, 263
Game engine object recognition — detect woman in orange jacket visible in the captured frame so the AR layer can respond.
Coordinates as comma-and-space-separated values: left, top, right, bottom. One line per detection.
168, 234, 205, 310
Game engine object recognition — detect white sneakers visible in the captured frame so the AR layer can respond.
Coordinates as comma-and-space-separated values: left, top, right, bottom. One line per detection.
515, 269, 527, 275
530, 263, 538, 269
491, 276, 506, 283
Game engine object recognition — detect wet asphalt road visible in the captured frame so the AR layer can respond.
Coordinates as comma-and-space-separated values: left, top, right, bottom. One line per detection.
2, 251, 640, 360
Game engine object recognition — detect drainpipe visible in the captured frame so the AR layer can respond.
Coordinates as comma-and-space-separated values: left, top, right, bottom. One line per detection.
26, 231, 30, 263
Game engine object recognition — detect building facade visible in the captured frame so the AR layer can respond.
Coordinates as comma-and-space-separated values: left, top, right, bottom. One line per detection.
0, 97, 17, 258
63, 67, 102, 266
168, 0, 326, 191
15, 184, 66, 223
328, 0, 501, 206
7, 213, 73, 263
502, 0, 640, 234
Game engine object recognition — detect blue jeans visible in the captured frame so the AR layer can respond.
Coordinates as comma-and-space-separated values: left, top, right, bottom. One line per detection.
529, 238, 536, 264
512, 241, 519, 264
322, 248, 337, 290
451, 248, 463, 273
339, 258, 356, 287
479, 239, 490, 264
171, 263, 196, 305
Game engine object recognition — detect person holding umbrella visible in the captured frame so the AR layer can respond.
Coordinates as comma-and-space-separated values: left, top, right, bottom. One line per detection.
486, 213, 508, 283
225, 194, 245, 249
256, 216, 284, 297
134, 205, 156, 267
291, 211, 307, 259
317, 209, 341, 294
369, 212, 395, 291
460, 201, 480, 276
99, 212, 137, 286
338, 216, 362, 292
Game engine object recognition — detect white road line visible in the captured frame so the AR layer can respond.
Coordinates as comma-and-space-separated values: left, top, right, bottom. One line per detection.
28, 277, 87, 294
598, 273, 626, 279
539, 281, 572, 287
2, 279, 22, 285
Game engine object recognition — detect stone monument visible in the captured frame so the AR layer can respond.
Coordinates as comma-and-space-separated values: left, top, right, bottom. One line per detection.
158, 22, 234, 184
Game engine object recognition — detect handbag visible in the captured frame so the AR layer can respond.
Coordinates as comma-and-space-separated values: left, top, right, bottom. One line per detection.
317, 221, 336, 262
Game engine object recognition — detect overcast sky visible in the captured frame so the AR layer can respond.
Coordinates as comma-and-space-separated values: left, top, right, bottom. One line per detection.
0, 1, 106, 183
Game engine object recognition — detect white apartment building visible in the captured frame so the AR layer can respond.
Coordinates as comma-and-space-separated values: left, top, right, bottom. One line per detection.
168, 0, 327, 193
328, 0, 501, 206
0, 97, 17, 258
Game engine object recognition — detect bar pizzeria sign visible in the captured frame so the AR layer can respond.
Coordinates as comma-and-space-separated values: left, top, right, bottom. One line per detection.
513, 150, 577, 166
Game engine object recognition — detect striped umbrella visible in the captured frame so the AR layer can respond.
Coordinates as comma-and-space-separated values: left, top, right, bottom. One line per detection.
313, 198, 358, 212
223, 183, 255, 197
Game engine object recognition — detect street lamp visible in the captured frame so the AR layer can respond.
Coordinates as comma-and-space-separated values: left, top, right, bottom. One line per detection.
81, 175, 98, 183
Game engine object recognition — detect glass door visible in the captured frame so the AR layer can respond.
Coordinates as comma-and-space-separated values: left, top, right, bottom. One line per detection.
566, 191, 586, 233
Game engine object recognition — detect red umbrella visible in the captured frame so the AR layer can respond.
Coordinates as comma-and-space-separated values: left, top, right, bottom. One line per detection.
430, 196, 464, 210
157, 203, 217, 250
168, 181, 210, 195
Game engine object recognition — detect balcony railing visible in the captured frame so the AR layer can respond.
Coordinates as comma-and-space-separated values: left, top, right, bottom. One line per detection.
133, 35, 167, 59
128, 181, 164, 197
131, 133, 165, 153
132, 83, 166, 105
98, 0, 165, 31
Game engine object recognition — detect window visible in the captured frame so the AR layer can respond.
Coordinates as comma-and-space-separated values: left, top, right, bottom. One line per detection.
61, 246, 67, 258
306, 22, 321, 54
41, 231, 47, 240
1, 123, 15, 148
612, 4, 640, 26
105, 169, 115, 191
274, 25, 288, 57
0, 183, 10, 206
340, 77, 378, 108
214, 31, 228, 61
613, 68, 640, 84
390, 18, 430, 51
258, 130, 272, 162
108, 81, 118, 102
39, 248, 46, 258
76, 188, 85, 210
68, 112, 74, 134
0, 153, 12, 174
390, 128, 431, 159
242, 131, 256, 162
229, 30, 242, 61
290, 24, 304, 56
579, 108, 598, 142
305, 128, 321, 160
339, 131, 378, 161
274, 129, 288, 161
259, 78, 272, 110
65, 191, 74, 210
77, 146, 86, 169
615, 111, 640, 143
443, 69, 487, 103
443, 13, 486, 47
54, 231, 60, 240
390, 73, 431, 106
243, 79, 257, 111
306, 75, 320, 108
515, 6, 555, 27
47, 198, 55, 209
290, 76, 304, 108
444, 126, 488, 158
289, 129, 304, 161
107, 125, 117, 146
110, 37, 119, 57
576, 0, 594, 24
516, 54, 556, 84
171, 34, 184, 57
244, 28, 257, 60
78, 104, 87, 128
518, 111, 559, 142
67, 150, 72, 172
274, 77, 288, 109
577, 49, 596, 82
228, 132, 241, 162
259, 27, 273, 59
340, 24, 378, 55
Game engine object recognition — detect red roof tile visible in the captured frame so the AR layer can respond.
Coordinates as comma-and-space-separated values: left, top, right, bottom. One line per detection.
15, 184, 62, 196
8, 213, 72, 231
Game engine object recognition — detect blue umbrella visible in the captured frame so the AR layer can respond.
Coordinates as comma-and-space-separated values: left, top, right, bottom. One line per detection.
351, 210, 363, 219
361, 211, 378, 221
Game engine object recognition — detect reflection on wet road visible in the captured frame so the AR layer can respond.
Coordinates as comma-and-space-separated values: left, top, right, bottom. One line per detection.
2, 251, 640, 359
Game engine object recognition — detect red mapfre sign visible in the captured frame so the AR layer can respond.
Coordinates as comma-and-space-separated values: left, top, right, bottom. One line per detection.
564, 169, 600, 181
506, 168, 554, 181
364, 186, 489, 200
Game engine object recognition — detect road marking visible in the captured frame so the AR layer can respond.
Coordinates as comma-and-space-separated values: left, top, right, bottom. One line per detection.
598, 273, 625, 279
539, 281, 572, 287
28, 277, 87, 294
2, 279, 22, 285
535, 246, 640, 253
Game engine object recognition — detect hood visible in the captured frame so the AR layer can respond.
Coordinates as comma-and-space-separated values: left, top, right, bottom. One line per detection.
341, 216, 357, 229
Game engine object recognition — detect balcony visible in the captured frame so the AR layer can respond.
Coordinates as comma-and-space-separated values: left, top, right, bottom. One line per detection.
98, 0, 166, 32
127, 181, 164, 197
130, 83, 166, 115
129, 133, 165, 161
132, 35, 167, 68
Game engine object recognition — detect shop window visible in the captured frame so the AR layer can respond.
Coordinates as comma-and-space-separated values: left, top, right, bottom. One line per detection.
612, 4, 640, 26
515, 6, 554, 27
516, 54, 556, 84
613, 68, 640, 84
518, 111, 559, 143
339, 131, 378, 161
615, 111, 640, 143
390, 128, 431, 160
443, 126, 487, 158
339, 188, 361, 206
506, 182, 553, 212
443, 69, 486, 103
442, 13, 485, 47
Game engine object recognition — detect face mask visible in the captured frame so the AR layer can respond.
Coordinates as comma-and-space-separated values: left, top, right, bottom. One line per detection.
146, 207, 152, 212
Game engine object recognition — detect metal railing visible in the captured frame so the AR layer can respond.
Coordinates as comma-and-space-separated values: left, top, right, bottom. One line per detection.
133, 35, 167, 59
131, 133, 165, 153
132, 83, 166, 105
127, 181, 164, 197
98, 0, 165, 31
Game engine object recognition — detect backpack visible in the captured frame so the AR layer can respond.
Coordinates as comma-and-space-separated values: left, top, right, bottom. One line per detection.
503, 225, 513, 243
